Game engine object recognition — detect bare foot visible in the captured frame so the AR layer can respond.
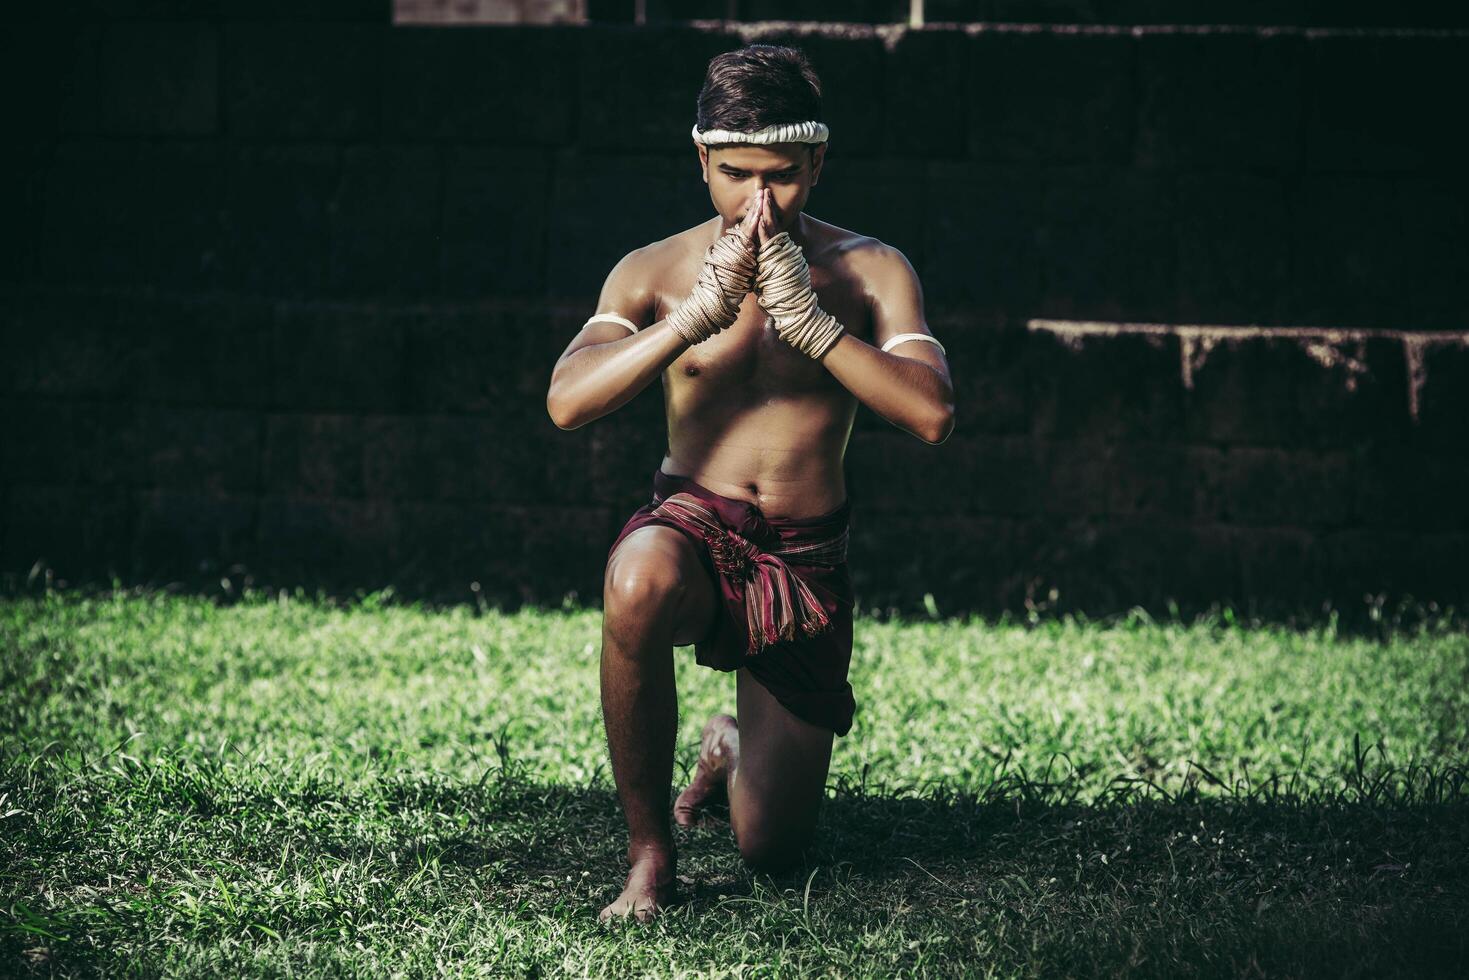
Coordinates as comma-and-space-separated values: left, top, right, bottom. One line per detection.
599, 849, 678, 924
673, 713, 740, 827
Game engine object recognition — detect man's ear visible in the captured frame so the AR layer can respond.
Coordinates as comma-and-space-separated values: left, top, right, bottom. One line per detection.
810, 144, 826, 187
696, 144, 709, 183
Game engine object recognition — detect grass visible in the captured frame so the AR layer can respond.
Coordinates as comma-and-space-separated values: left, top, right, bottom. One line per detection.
1, 585, 1466, 977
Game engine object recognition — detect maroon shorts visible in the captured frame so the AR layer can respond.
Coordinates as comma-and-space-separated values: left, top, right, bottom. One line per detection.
608, 466, 857, 737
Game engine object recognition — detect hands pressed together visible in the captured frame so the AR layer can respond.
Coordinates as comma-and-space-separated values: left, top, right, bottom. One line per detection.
664, 188, 845, 360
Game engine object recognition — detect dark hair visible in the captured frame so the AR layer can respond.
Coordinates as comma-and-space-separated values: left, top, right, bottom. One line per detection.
695, 44, 823, 139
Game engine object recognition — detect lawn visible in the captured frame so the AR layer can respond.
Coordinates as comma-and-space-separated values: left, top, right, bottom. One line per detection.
2, 587, 1466, 977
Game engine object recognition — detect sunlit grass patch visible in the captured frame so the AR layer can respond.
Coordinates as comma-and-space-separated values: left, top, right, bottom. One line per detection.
2, 588, 1466, 977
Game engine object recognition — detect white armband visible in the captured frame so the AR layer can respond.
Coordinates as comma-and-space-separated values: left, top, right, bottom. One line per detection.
881, 332, 946, 355
583, 312, 639, 334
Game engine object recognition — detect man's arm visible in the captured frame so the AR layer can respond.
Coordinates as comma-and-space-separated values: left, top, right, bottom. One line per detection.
545, 248, 687, 430
815, 244, 955, 445
547, 206, 763, 430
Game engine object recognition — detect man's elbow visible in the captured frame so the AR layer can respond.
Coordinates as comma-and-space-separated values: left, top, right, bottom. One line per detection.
546, 388, 582, 431
918, 406, 955, 445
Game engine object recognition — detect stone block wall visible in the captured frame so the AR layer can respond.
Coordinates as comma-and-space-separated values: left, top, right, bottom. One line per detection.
2, 5, 1466, 621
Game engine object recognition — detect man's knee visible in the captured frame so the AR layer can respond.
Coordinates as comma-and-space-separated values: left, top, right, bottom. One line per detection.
605, 560, 683, 621
736, 822, 816, 875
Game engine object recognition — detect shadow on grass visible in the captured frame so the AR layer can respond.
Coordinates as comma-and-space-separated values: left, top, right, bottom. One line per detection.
4, 744, 1467, 977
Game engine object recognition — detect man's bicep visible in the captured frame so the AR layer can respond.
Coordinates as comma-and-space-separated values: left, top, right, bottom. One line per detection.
869, 247, 949, 376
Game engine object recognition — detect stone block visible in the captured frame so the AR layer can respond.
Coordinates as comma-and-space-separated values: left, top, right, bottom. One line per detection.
1106, 442, 1229, 522
1036, 168, 1176, 323
884, 30, 968, 160
1185, 331, 1412, 448
546, 153, 710, 299
0, 143, 52, 286
1175, 174, 1289, 325
272, 304, 405, 412
1, 397, 79, 484
1039, 516, 1241, 612
1027, 327, 1187, 442
441, 148, 553, 299
138, 406, 261, 493
400, 305, 552, 414
131, 488, 257, 578
392, 499, 528, 598
578, 26, 734, 152
589, 387, 672, 505
214, 1, 389, 20
757, 30, 887, 159
1412, 339, 1469, 451
1232, 526, 1329, 606
811, 158, 926, 262
1136, 31, 1303, 172
1215, 446, 1354, 529
384, 26, 577, 145
921, 164, 1043, 317
2, 483, 131, 582
220, 142, 340, 295
72, 401, 147, 487
944, 318, 1027, 436
1032, 438, 1114, 518
98, 21, 217, 135
0, 23, 97, 137
262, 414, 368, 498
3, 292, 143, 398
1320, 527, 1469, 606
845, 431, 966, 513
41, 141, 226, 289
847, 511, 1019, 612
1354, 445, 1469, 532
1287, 176, 1467, 329
128, 293, 274, 408
328, 145, 442, 299
520, 504, 616, 601
1303, 35, 1461, 174
966, 29, 1132, 166
255, 493, 399, 587
224, 22, 380, 139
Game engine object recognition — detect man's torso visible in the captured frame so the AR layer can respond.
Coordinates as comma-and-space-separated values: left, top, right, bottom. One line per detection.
639, 215, 878, 520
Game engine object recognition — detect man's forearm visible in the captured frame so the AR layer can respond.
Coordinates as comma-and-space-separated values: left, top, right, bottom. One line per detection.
547, 321, 688, 430
819, 334, 955, 444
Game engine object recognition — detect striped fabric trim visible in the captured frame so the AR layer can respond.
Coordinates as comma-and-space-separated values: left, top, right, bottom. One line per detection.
882, 332, 946, 355
649, 491, 846, 657
584, 312, 639, 334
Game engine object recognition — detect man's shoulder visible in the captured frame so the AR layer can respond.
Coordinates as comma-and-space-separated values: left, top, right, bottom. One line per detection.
615, 220, 715, 285
807, 215, 907, 269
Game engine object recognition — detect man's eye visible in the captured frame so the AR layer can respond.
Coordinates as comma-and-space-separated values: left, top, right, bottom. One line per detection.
726, 173, 747, 180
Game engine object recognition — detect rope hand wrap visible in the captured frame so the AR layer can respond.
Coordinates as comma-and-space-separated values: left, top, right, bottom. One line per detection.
665, 228, 758, 346
754, 232, 845, 360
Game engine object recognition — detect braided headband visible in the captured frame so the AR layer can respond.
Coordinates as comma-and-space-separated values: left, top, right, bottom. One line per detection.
691, 120, 829, 146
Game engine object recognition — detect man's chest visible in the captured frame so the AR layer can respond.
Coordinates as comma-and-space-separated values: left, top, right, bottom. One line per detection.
655, 259, 870, 387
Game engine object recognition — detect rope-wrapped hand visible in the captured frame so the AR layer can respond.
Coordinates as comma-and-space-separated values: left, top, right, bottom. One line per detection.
753, 231, 845, 360
665, 228, 758, 345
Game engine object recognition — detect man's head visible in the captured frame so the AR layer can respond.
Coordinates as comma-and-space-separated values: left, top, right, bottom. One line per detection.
693, 44, 827, 235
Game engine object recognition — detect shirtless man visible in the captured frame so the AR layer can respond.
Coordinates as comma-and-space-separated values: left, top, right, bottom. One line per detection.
545, 44, 954, 924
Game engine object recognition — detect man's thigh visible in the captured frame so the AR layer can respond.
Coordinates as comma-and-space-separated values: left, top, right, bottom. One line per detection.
731, 666, 835, 851
604, 524, 719, 648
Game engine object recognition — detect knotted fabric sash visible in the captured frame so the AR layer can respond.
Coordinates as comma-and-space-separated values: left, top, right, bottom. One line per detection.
649, 491, 848, 657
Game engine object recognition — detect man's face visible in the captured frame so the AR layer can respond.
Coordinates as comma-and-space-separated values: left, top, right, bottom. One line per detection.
698, 142, 826, 232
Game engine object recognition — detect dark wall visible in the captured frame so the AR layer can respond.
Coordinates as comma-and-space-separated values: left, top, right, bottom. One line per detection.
3, 7, 1466, 620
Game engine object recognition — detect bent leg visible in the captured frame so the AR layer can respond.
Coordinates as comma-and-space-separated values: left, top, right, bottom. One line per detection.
728, 666, 836, 875
598, 524, 718, 922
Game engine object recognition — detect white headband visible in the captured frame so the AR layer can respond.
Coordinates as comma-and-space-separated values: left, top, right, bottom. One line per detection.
691, 120, 829, 146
